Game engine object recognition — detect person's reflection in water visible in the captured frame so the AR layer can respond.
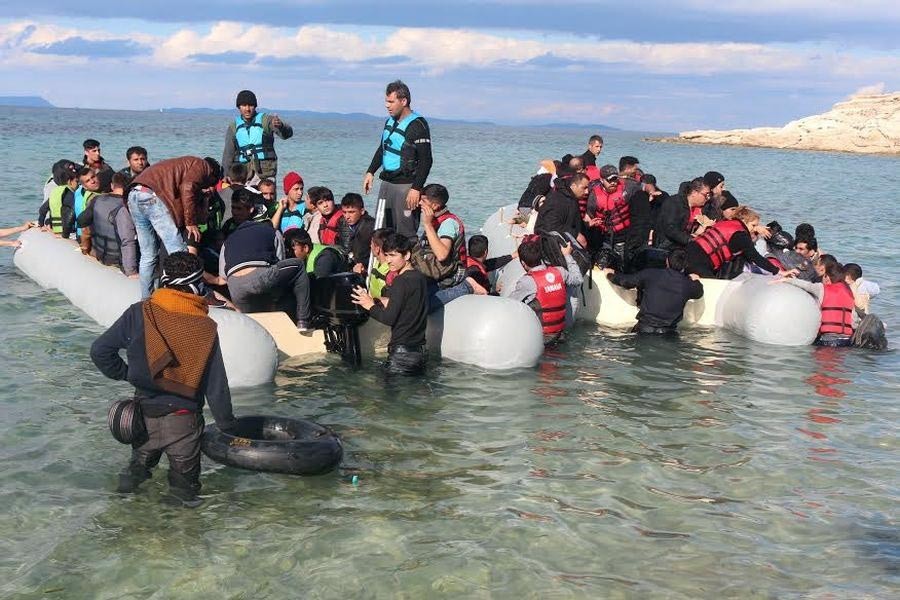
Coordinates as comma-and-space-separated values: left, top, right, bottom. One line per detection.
796, 346, 851, 463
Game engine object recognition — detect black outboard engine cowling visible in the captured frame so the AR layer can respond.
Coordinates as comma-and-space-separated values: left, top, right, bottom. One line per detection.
311, 272, 369, 327
310, 272, 369, 366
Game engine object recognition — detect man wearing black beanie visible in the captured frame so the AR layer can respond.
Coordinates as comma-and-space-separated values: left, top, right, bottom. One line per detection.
701, 170, 727, 222
222, 89, 293, 182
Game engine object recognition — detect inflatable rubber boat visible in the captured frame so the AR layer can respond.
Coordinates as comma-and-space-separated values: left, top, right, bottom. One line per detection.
14, 230, 546, 384
482, 203, 822, 346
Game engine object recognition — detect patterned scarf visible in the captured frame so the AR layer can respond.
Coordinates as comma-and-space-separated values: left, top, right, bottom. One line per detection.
142, 288, 218, 399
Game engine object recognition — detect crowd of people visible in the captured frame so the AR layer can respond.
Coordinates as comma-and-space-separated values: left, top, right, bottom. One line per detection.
16, 79, 884, 355
519, 139, 881, 342
1, 80, 884, 504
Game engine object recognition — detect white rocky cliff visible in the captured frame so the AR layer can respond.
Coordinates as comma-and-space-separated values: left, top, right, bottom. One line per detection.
660, 93, 900, 155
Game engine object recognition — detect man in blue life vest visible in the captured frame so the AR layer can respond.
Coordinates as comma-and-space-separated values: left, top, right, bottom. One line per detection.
222, 90, 293, 182
362, 80, 433, 240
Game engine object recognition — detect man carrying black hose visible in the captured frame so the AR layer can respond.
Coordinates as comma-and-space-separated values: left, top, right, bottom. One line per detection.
90, 252, 236, 507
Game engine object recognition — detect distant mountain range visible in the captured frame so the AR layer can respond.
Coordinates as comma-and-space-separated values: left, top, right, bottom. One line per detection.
162, 107, 619, 130
0, 96, 620, 130
0, 96, 54, 107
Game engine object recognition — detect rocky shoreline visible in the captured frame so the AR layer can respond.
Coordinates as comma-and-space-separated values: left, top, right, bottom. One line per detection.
652, 93, 900, 155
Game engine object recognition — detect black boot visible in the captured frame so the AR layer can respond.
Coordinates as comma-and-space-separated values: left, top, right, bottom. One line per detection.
116, 462, 152, 493
164, 467, 203, 508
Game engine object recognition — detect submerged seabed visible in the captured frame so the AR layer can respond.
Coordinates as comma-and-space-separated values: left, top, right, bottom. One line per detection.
0, 107, 898, 598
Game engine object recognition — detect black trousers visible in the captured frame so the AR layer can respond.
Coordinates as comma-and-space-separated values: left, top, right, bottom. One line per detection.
384, 345, 426, 375
632, 322, 678, 335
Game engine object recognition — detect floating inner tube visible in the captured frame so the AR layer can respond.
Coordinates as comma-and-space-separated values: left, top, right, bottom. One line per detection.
201, 415, 343, 476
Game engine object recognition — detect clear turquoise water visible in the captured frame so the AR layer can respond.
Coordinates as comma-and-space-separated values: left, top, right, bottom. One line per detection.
0, 107, 897, 599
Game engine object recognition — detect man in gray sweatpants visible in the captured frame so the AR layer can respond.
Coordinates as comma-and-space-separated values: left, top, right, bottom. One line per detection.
362, 80, 433, 239
219, 200, 314, 332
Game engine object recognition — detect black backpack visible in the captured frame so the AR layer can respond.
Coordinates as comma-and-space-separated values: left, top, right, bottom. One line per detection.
539, 231, 591, 276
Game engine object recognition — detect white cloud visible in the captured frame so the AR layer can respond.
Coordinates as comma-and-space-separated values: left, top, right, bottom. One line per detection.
2, 19, 900, 84
520, 102, 620, 120
848, 82, 886, 98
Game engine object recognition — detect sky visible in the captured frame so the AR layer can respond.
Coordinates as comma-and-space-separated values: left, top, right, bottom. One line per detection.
1, 0, 898, 131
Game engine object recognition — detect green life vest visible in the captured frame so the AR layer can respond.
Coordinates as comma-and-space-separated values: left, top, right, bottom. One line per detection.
306, 243, 345, 274
368, 260, 390, 298
199, 193, 225, 234
48, 185, 69, 234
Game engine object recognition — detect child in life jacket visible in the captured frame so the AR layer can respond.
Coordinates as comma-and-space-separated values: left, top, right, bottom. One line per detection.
508, 235, 583, 345
776, 261, 857, 347
464, 234, 514, 295
311, 186, 343, 246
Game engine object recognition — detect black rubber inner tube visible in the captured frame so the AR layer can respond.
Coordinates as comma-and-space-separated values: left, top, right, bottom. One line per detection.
201, 415, 343, 476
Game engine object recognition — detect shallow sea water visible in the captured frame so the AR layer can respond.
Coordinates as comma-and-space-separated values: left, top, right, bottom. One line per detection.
0, 107, 898, 598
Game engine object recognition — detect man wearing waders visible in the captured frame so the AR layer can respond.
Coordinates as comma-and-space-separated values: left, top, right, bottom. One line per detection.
362, 80, 433, 241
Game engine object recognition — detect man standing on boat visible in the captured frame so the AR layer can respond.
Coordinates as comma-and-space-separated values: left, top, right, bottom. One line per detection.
222, 90, 293, 182
362, 80, 433, 240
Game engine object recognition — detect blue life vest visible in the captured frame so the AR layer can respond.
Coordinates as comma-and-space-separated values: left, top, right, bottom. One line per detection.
380, 111, 421, 174
279, 206, 306, 232
234, 112, 276, 163
74, 186, 97, 238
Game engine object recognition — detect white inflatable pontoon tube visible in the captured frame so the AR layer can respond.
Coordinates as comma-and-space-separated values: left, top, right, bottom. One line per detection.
480, 202, 531, 259
426, 295, 545, 369
14, 229, 278, 387
714, 274, 820, 346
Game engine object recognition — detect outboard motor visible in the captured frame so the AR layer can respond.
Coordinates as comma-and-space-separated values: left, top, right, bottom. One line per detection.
310, 272, 369, 365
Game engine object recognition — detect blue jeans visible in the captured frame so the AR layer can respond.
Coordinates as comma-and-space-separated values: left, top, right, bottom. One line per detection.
428, 280, 472, 313
128, 188, 187, 298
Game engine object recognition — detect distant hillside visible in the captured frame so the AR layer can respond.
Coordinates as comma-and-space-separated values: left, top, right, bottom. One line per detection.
160, 107, 382, 122
159, 107, 597, 129
535, 122, 621, 132
0, 96, 54, 108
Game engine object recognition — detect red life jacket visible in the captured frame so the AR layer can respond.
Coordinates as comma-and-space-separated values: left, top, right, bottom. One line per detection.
693, 219, 746, 271
432, 210, 467, 265
528, 267, 567, 335
320, 209, 343, 245
465, 256, 487, 279
819, 282, 855, 336
591, 180, 630, 233
584, 165, 601, 182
